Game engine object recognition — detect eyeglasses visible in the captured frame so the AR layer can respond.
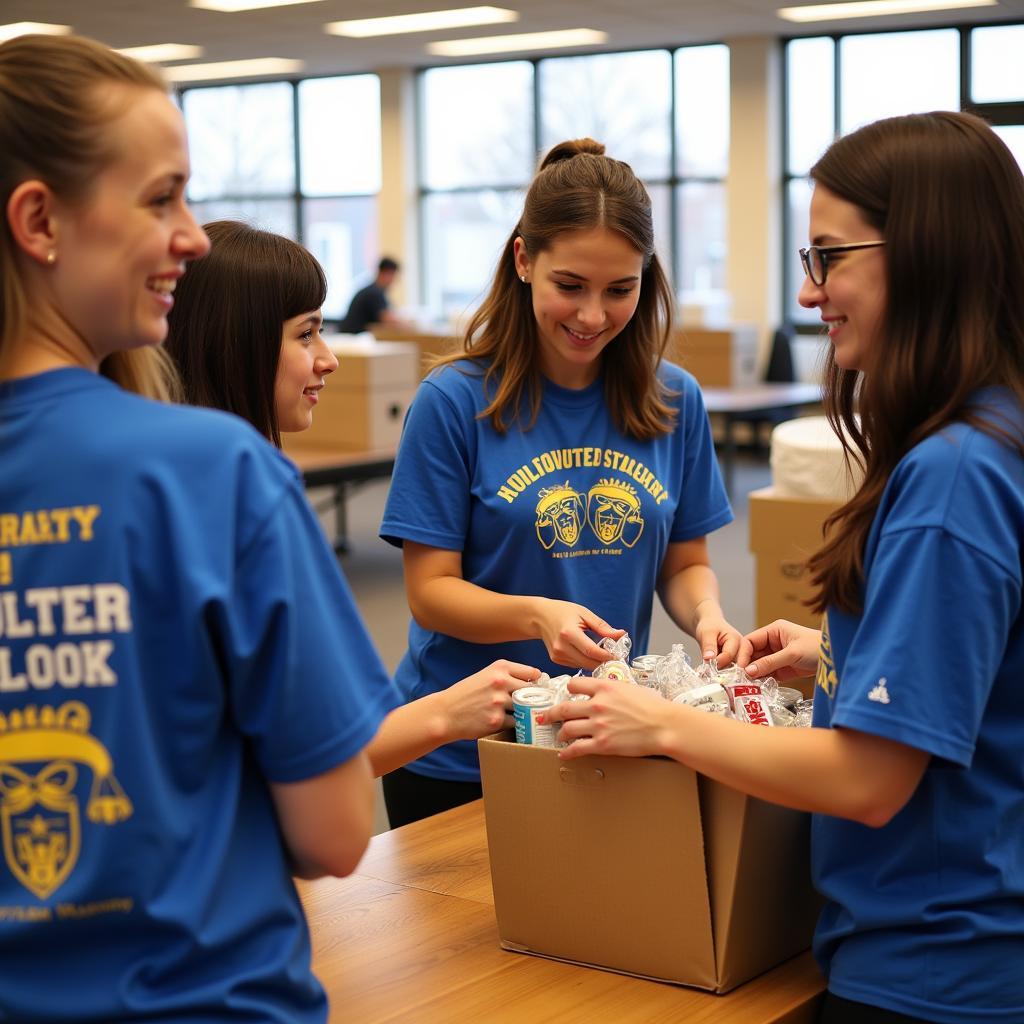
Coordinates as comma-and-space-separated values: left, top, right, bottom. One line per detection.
799, 241, 886, 286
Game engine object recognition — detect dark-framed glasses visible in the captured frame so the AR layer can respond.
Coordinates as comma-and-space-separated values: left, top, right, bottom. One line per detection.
799, 240, 886, 286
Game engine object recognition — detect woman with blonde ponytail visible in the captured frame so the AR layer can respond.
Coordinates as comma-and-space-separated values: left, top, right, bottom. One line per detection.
1, 34, 398, 1021
381, 139, 741, 826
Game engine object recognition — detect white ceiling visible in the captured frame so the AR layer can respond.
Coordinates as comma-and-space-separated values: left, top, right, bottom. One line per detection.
5, 0, 1023, 81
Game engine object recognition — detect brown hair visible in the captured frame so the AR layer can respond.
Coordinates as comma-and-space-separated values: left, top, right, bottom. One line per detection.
0, 33, 179, 400
806, 111, 1024, 614
165, 221, 328, 448
435, 138, 677, 439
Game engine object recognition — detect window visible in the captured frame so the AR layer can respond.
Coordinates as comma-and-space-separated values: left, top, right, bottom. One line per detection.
419, 45, 730, 322
783, 23, 1024, 326
182, 75, 382, 320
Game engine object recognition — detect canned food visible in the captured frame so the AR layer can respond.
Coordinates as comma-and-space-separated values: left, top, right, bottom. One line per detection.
513, 686, 557, 747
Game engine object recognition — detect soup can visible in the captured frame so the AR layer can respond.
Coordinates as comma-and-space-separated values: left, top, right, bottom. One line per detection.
513, 686, 557, 747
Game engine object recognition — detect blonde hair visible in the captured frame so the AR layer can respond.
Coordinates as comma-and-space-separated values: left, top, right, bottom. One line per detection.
0, 33, 180, 400
434, 138, 677, 440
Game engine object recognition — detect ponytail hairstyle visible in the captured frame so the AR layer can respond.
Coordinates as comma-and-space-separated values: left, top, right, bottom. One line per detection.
806, 111, 1024, 614
165, 221, 328, 448
434, 138, 677, 439
0, 33, 179, 400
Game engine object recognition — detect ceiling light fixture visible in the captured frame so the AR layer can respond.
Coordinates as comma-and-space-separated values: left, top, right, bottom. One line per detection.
162, 57, 305, 82
778, 0, 996, 21
117, 43, 205, 63
327, 6, 518, 38
427, 28, 608, 57
0, 22, 72, 41
190, 0, 325, 12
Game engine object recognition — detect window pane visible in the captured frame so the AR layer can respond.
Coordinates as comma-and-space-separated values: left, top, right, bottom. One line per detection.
787, 37, 835, 175
840, 30, 959, 135
189, 199, 296, 240
421, 63, 534, 189
299, 76, 381, 196
422, 190, 523, 320
675, 182, 727, 316
972, 25, 1024, 102
539, 51, 672, 179
302, 197, 379, 321
184, 83, 295, 200
993, 125, 1024, 173
675, 45, 730, 178
785, 177, 817, 325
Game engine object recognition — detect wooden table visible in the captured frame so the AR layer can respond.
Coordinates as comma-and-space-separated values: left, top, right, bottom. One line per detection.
298, 800, 825, 1023
702, 383, 823, 497
286, 446, 396, 552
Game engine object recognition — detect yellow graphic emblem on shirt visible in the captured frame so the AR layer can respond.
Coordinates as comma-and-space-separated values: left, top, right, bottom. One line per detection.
0, 702, 132, 900
587, 478, 644, 548
815, 614, 838, 699
535, 483, 585, 550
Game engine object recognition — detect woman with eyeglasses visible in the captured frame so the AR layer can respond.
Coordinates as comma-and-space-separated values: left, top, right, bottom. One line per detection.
546, 111, 1024, 1024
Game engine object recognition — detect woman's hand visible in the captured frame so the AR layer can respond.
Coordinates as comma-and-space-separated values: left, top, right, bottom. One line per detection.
741, 619, 821, 681
531, 598, 625, 670
542, 676, 673, 759
439, 660, 541, 740
692, 602, 749, 668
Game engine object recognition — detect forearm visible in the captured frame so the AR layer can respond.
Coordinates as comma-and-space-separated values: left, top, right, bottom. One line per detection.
410, 574, 545, 645
655, 704, 920, 826
366, 696, 450, 778
657, 563, 722, 635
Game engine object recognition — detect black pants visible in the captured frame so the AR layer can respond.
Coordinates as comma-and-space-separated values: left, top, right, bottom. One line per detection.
382, 766, 482, 829
818, 992, 937, 1024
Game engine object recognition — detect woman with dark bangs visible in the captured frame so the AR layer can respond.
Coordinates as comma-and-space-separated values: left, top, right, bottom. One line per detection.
166, 220, 541, 782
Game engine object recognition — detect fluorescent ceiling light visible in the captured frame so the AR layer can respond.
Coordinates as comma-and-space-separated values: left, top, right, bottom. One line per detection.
326, 6, 517, 38
117, 43, 205, 62
427, 28, 608, 57
190, 0, 325, 11
163, 57, 304, 82
0, 22, 72, 41
778, 0, 996, 21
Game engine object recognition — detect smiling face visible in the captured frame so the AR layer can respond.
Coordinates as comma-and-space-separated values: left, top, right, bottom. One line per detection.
274, 310, 339, 433
798, 184, 887, 373
514, 226, 644, 389
48, 87, 210, 363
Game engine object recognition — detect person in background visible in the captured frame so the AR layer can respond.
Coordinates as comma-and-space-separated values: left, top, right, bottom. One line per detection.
165, 219, 541, 780
546, 111, 1024, 1024
337, 255, 407, 334
380, 138, 743, 827
0, 35, 396, 1023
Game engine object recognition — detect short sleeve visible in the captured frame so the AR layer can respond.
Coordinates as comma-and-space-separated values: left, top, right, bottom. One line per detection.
380, 377, 474, 551
831, 526, 1019, 766
670, 374, 733, 541
213, 480, 401, 783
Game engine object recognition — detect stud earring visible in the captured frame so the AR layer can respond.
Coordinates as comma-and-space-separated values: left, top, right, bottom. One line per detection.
46, 251, 57, 266
520, 274, 528, 283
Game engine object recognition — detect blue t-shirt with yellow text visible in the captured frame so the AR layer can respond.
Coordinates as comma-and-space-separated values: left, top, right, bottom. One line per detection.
380, 360, 732, 781
0, 368, 399, 1022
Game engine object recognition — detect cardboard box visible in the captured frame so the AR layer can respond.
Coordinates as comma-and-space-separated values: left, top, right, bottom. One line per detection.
282, 340, 419, 453
749, 487, 842, 634
370, 325, 458, 380
479, 731, 819, 993
670, 325, 759, 388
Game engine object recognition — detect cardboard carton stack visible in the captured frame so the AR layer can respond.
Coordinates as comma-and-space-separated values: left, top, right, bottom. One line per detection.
668, 325, 759, 388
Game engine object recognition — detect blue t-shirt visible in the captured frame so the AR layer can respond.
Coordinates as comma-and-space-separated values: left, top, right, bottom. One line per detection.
0, 369, 399, 1023
811, 393, 1024, 1023
380, 360, 732, 781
